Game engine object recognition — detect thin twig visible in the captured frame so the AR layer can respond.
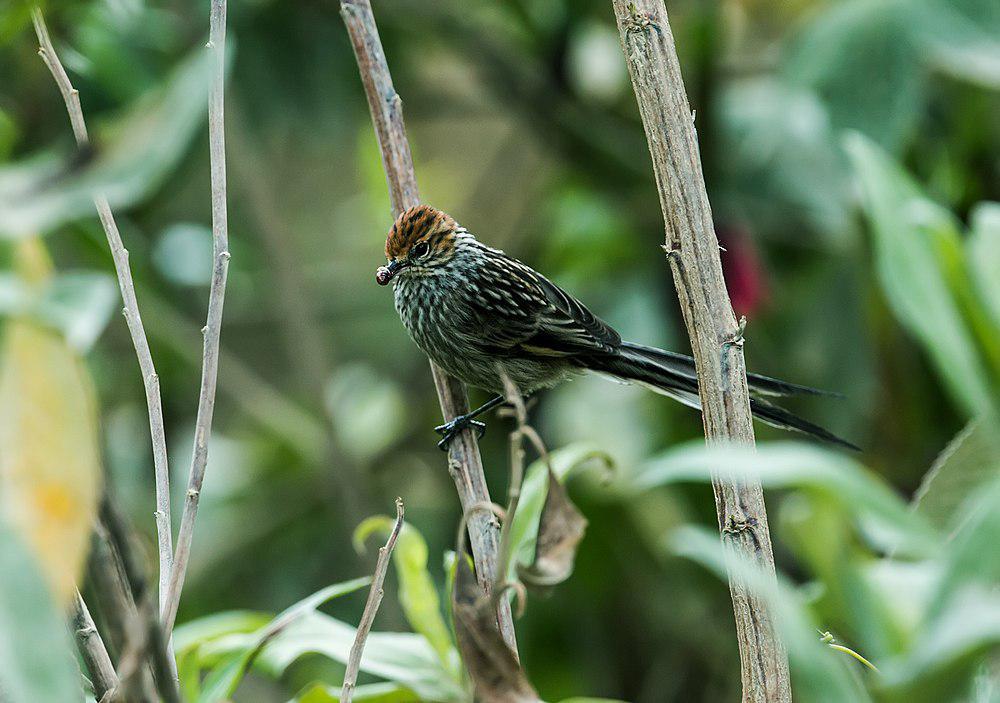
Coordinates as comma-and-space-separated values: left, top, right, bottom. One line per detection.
339, 0, 518, 655
161, 0, 231, 635
72, 590, 119, 701
30, 6, 173, 614
341, 498, 405, 703
611, 2, 791, 701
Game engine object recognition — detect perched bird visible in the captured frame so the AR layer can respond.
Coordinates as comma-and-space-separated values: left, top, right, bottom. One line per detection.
376, 205, 856, 451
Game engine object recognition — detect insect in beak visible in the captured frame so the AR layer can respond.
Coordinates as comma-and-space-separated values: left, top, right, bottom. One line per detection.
375, 259, 406, 285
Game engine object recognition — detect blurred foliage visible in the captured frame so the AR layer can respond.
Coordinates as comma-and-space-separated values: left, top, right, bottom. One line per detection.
0, 0, 999, 700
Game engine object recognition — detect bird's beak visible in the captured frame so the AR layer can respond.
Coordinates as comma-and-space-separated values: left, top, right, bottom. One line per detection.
375, 259, 406, 286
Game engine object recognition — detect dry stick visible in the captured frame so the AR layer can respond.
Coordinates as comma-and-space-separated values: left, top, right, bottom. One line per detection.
30, 7, 173, 613
341, 498, 405, 703
72, 590, 119, 701
611, 2, 792, 702
161, 0, 231, 635
340, 0, 518, 655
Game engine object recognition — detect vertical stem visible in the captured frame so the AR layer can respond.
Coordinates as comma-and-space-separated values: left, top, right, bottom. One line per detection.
161, 0, 231, 635
610, 2, 792, 701
30, 7, 173, 614
339, 0, 518, 655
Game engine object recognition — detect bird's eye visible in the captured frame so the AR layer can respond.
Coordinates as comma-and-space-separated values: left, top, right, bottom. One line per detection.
411, 241, 430, 258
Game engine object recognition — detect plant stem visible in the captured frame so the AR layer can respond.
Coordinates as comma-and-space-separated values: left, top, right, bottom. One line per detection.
611, 2, 791, 701
72, 590, 119, 701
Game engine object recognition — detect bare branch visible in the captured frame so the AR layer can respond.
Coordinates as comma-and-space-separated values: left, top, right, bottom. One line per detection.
341, 498, 405, 703
611, 2, 791, 701
30, 6, 173, 615
339, 0, 518, 655
161, 0, 232, 635
72, 590, 119, 701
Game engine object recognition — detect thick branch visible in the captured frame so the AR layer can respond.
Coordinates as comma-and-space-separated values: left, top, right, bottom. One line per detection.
341, 498, 404, 703
162, 0, 231, 635
31, 7, 173, 614
340, 0, 517, 654
611, 2, 791, 701
72, 590, 119, 701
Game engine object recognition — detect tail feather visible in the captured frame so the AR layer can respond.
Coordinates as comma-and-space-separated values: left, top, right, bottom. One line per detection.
621, 342, 843, 398
580, 343, 857, 450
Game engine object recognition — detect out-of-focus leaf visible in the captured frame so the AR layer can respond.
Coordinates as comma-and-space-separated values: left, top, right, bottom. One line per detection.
879, 586, 1000, 699
33, 272, 117, 352
195, 578, 371, 703
634, 441, 939, 557
293, 682, 421, 703
912, 420, 1000, 538
326, 363, 406, 461
0, 519, 82, 703
917, 2, 1000, 88
845, 133, 997, 417
0, 46, 212, 237
507, 443, 612, 582
784, 0, 923, 153
172, 610, 273, 655
0, 239, 101, 605
153, 222, 215, 287
452, 556, 539, 703
671, 526, 872, 702
203, 612, 465, 702
967, 202, 1000, 330
354, 517, 458, 675
517, 468, 587, 590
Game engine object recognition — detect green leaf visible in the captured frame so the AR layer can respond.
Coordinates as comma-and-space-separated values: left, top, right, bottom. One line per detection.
912, 420, 1000, 537
0, 44, 213, 237
670, 526, 872, 702
634, 441, 939, 557
507, 443, 613, 582
293, 682, 421, 703
0, 518, 82, 703
845, 133, 997, 417
967, 202, 1000, 330
204, 612, 465, 702
784, 0, 923, 153
172, 610, 273, 655
353, 517, 458, 675
33, 272, 117, 352
195, 578, 371, 703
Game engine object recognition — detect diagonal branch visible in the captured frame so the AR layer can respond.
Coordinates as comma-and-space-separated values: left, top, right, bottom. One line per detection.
341, 497, 405, 703
30, 7, 173, 616
339, 0, 518, 655
72, 590, 119, 701
611, 2, 791, 701
161, 0, 231, 635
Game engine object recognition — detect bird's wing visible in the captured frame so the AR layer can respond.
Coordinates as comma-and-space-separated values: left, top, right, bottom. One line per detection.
464, 251, 620, 357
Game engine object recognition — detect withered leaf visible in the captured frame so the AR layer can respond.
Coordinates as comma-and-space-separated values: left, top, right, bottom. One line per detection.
452, 556, 539, 703
517, 468, 587, 589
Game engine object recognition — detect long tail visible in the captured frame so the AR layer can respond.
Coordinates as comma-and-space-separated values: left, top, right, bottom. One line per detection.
579, 342, 859, 451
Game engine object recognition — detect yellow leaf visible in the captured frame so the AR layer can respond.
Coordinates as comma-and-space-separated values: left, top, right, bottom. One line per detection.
0, 239, 101, 606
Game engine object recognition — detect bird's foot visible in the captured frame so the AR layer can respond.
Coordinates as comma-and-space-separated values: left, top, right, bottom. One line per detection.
434, 414, 487, 451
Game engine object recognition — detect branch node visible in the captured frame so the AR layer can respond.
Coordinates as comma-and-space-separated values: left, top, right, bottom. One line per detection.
723, 315, 747, 349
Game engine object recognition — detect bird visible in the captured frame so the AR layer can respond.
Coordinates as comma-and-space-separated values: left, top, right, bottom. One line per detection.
375, 204, 857, 451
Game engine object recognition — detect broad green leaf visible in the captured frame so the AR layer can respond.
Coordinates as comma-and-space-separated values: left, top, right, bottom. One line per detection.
967, 202, 1000, 330
204, 612, 465, 702
293, 682, 421, 703
912, 420, 1000, 537
671, 526, 872, 702
172, 610, 273, 654
784, 0, 923, 153
354, 517, 458, 675
507, 443, 612, 582
634, 441, 939, 557
195, 578, 370, 703
32, 272, 117, 352
0, 518, 82, 703
845, 133, 996, 417
0, 45, 212, 237
0, 239, 101, 605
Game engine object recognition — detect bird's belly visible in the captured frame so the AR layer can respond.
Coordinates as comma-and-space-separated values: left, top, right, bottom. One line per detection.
394, 278, 572, 393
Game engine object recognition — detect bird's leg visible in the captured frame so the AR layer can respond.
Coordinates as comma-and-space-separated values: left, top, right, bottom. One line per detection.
435, 395, 506, 450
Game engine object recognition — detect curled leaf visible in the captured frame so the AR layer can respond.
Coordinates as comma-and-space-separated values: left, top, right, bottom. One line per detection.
516, 468, 587, 590
452, 558, 539, 703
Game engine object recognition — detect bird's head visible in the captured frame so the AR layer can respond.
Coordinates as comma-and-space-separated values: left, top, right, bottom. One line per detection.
376, 205, 461, 285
